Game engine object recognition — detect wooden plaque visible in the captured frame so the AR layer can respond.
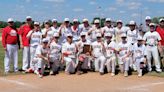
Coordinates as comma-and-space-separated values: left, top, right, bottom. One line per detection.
82, 44, 91, 54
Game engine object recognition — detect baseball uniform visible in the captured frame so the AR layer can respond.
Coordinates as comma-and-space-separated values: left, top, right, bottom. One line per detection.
41, 27, 55, 41
102, 26, 115, 41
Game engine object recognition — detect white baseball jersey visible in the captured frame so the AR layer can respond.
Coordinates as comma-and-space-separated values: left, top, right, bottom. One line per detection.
49, 41, 61, 59
91, 41, 104, 58
62, 42, 77, 58
118, 42, 131, 57
102, 26, 115, 36
89, 25, 102, 41
104, 41, 116, 58
76, 40, 91, 53
35, 45, 50, 57
79, 24, 92, 40
143, 31, 161, 45
71, 26, 81, 42
132, 43, 146, 59
60, 27, 72, 43
114, 26, 129, 43
51, 26, 59, 34
127, 29, 138, 44
27, 30, 42, 47
41, 28, 55, 41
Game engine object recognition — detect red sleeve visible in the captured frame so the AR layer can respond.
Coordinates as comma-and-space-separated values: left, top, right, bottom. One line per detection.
2, 28, 7, 48
18, 25, 24, 35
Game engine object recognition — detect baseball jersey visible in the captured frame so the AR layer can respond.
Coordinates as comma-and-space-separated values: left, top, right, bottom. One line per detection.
104, 41, 116, 58
51, 26, 59, 34
102, 26, 115, 36
2, 26, 18, 48
118, 42, 132, 57
71, 26, 81, 42
41, 28, 54, 41
127, 29, 138, 44
62, 42, 77, 58
156, 26, 164, 46
132, 43, 146, 59
89, 25, 102, 42
59, 27, 72, 43
76, 39, 91, 53
49, 41, 61, 59
91, 41, 104, 58
27, 30, 42, 47
114, 26, 129, 43
143, 31, 161, 46
35, 45, 50, 57
18, 24, 31, 46
79, 24, 92, 40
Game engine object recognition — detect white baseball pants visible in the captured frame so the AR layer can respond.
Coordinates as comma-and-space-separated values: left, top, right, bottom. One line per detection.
64, 57, 76, 73
30, 46, 38, 70
94, 56, 106, 73
22, 46, 30, 70
4, 44, 18, 72
106, 56, 116, 73
49, 57, 60, 72
118, 57, 130, 72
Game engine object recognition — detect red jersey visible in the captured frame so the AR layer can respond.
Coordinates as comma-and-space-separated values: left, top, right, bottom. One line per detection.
156, 26, 164, 46
18, 24, 31, 46
2, 26, 18, 48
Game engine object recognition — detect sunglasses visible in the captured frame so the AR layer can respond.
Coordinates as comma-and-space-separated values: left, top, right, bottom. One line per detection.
26, 19, 32, 21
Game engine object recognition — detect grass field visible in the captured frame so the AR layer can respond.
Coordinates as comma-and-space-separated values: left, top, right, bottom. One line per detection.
0, 33, 164, 77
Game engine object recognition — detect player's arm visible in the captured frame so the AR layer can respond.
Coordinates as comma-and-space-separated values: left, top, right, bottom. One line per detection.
2, 28, 7, 50
26, 30, 34, 38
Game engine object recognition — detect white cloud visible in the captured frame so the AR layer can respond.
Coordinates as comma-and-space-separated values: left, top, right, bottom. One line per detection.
119, 11, 126, 14
43, 0, 65, 3
147, 0, 164, 3
107, 7, 117, 11
131, 13, 140, 17
73, 8, 84, 12
116, 0, 125, 3
89, 1, 97, 5
127, 2, 142, 10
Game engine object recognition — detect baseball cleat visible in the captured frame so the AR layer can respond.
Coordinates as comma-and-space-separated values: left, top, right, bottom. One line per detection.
111, 73, 115, 77
124, 71, 128, 77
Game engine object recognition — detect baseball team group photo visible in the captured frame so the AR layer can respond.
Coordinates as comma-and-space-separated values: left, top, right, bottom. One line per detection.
0, 0, 164, 92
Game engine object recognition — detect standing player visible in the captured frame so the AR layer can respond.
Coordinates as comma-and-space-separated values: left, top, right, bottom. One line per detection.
42, 21, 54, 41
26, 22, 42, 73
143, 23, 162, 72
33, 38, 50, 78
2, 18, 20, 74
49, 33, 61, 75
114, 20, 129, 44
104, 33, 117, 76
18, 16, 32, 71
62, 33, 78, 75
102, 18, 115, 41
76, 32, 91, 74
91, 33, 106, 75
71, 19, 81, 42
117, 34, 132, 77
88, 19, 103, 42
143, 16, 152, 34
133, 36, 147, 77
51, 19, 59, 34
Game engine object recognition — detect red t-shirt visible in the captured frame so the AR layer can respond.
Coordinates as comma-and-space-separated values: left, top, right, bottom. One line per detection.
156, 26, 164, 46
2, 26, 18, 48
18, 24, 31, 46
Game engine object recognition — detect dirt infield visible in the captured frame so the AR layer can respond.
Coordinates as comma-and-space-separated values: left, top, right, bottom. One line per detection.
0, 73, 163, 92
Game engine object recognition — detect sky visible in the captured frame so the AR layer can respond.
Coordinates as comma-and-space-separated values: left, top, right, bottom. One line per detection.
0, 0, 163, 24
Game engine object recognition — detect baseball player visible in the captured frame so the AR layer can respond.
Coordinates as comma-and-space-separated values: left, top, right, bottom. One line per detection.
76, 32, 91, 75
127, 20, 139, 70
117, 33, 132, 77
114, 20, 129, 44
102, 18, 115, 41
58, 18, 72, 45
33, 38, 50, 78
18, 16, 32, 71
91, 33, 106, 75
143, 16, 152, 34
26, 22, 42, 73
62, 33, 78, 75
88, 19, 103, 42
71, 19, 81, 42
2, 18, 20, 74
51, 19, 59, 34
42, 21, 54, 41
143, 23, 162, 72
104, 33, 117, 76
79, 18, 92, 41
49, 33, 61, 75
133, 36, 147, 77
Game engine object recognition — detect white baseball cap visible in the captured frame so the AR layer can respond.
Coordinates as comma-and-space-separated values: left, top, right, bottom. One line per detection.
83, 18, 88, 22
7, 18, 14, 22
26, 16, 32, 19
94, 19, 100, 24
145, 16, 151, 20
73, 19, 78, 22
52, 19, 57, 22
149, 23, 156, 27
137, 36, 143, 41
121, 33, 127, 37
53, 33, 59, 37
64, 18, 70, 22
80, 32, 86, 36
67, 33, 73, 37
42, 38, 49, 43
34, 21, 40, 25
159, 18, 164, 22
117, 20, 122, 23
129, 20, 136, 25
105, 18, 111, 22
104, 33, 112, 37
96, 33, 102, 37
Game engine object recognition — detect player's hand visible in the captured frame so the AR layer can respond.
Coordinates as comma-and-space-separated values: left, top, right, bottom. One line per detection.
21, 45, 24, 49
4, 48, 7, 51
44, 57, 49, 62
85, 52, 90, 56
